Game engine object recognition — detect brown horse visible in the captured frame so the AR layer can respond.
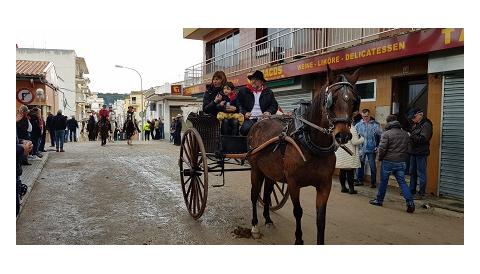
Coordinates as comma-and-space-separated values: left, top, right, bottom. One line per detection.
247, 65, 361, 244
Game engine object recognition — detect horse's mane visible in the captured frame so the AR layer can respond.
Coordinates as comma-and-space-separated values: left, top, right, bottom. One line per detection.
306, 86, 325, 122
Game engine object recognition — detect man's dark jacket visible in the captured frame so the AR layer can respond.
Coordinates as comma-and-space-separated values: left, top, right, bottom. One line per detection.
17, 116, 30, 140
237, 86, 278, 115
46, 114, 55, 131
409, 117, 433, 156
67, 118, 79, 130
53, 114, 67, 131
378, 121, 410, 162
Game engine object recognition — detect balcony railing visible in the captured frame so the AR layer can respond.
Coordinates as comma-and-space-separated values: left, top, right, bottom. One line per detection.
184, 28, 418, 87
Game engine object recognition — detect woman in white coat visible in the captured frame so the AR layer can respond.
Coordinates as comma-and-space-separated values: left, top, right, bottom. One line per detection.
335, 123, 364, 194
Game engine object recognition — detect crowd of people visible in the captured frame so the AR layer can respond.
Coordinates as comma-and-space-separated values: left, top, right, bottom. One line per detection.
15, 105, 80, 215
335, 107, 433, 214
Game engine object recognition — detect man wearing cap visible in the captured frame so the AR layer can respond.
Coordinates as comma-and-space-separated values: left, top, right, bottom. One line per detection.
407, 107, 433, 198
237, 70, 278, 135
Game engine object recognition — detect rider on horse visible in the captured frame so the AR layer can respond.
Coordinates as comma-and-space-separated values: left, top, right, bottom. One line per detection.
98, 104, 110, 125
123, 106, 140, 144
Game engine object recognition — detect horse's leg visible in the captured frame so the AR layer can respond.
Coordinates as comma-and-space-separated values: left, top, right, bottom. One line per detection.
250, 166, 265, 238
290, 185, 304, 245
315, 182, 332, 245
263, 177, 275, 226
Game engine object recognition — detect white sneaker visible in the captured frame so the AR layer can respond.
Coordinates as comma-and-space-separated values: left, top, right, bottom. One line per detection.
30, 155, 41, 160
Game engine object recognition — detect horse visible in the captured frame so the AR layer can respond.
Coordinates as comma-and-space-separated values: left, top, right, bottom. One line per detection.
108, 120, 116, 142
124, 119, 137, 145
247, 65, 361, 244
97, 118, 111, 146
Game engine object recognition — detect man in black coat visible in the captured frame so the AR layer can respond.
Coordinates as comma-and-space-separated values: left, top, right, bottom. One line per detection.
67, 116, 79, 142
237, 70, 278, 135
46, 112, 55, 147
407, 107, 433, 198
53, 110, 68, 152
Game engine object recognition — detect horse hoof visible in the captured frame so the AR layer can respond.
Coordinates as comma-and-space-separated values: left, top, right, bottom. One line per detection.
265, 222, 275, 229
251, 226, 261, 239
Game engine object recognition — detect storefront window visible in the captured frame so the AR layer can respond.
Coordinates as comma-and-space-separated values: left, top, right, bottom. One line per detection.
356, 79, 376, 101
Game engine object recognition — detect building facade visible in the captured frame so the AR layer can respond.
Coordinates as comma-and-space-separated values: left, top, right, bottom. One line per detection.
16, 60, 60, 119
16, 48, 91, 119
145, 82, 200, 139
183, 28, 464, 199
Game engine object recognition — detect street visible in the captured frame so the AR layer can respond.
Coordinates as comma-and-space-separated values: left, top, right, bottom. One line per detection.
16, 140, 464, 245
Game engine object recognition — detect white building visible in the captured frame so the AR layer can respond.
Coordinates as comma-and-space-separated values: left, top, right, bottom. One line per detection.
16, 48, 90, 118
87, 93, 105, 115
112, 99, 126, 127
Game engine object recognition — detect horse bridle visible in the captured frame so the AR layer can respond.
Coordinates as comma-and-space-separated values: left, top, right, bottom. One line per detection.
325, 77, 361, 127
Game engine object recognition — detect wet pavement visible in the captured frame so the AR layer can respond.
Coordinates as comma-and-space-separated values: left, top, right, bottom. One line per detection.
16, 140, 464, 245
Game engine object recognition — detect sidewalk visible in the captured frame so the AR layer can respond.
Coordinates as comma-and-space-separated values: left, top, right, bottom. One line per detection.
17, 150, 50, 218
341, 177, 464, 213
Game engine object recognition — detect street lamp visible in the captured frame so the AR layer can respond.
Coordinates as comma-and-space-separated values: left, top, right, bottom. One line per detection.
115, 64, 144, 141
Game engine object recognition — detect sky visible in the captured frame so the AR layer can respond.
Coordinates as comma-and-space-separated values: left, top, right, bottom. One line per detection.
16, 28, 203, 94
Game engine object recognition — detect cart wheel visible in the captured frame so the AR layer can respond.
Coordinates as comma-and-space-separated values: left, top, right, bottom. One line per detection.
258, 181, 289, 211
179, 128, 208, 219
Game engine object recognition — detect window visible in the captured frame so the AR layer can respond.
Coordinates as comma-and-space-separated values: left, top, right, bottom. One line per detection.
356, 79, 376, 101
206, 31, 240, 72
132, 97, 136, 104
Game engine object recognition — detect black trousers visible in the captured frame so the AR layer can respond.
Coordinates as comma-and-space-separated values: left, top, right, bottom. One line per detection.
339, 169, 355, 190
239, 118, 257, 136
49, 130, 55, 146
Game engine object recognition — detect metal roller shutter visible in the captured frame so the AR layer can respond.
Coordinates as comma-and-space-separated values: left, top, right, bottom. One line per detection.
439, 72, 464, 199
274, 90, 312, 114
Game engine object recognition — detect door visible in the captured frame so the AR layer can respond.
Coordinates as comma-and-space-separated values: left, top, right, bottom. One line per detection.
391, 75, 428, 130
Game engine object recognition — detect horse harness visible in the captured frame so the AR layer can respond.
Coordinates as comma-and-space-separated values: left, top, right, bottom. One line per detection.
292, 76, 360, 157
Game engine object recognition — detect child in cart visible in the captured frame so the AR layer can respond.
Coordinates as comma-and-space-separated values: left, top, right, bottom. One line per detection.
216, 82, 244, 135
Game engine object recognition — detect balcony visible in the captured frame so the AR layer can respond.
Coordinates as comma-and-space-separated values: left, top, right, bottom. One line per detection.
76, 93, 86, 103
184, 28, 418, 87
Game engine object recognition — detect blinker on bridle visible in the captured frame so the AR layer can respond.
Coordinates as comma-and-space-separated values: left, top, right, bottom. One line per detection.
325, 79, 361, 124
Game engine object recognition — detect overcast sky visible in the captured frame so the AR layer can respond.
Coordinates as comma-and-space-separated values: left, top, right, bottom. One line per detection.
16, 28, 203, 94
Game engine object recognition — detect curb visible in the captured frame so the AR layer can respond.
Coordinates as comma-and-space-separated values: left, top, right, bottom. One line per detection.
17, 152, 50, 220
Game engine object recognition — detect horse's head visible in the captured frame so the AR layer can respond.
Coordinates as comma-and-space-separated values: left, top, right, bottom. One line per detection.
324, 65, 361, 144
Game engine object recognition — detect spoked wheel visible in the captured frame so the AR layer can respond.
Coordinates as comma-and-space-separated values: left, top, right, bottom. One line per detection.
179, 128, 208, 219
258, 181, 289, 211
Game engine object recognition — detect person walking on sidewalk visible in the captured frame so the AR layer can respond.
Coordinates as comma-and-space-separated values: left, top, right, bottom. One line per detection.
53, 110, 67, 152
369, 115, 415, 213
335, 115, 364, 194
407, 107, 433, 199
355, 109, 382, 188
